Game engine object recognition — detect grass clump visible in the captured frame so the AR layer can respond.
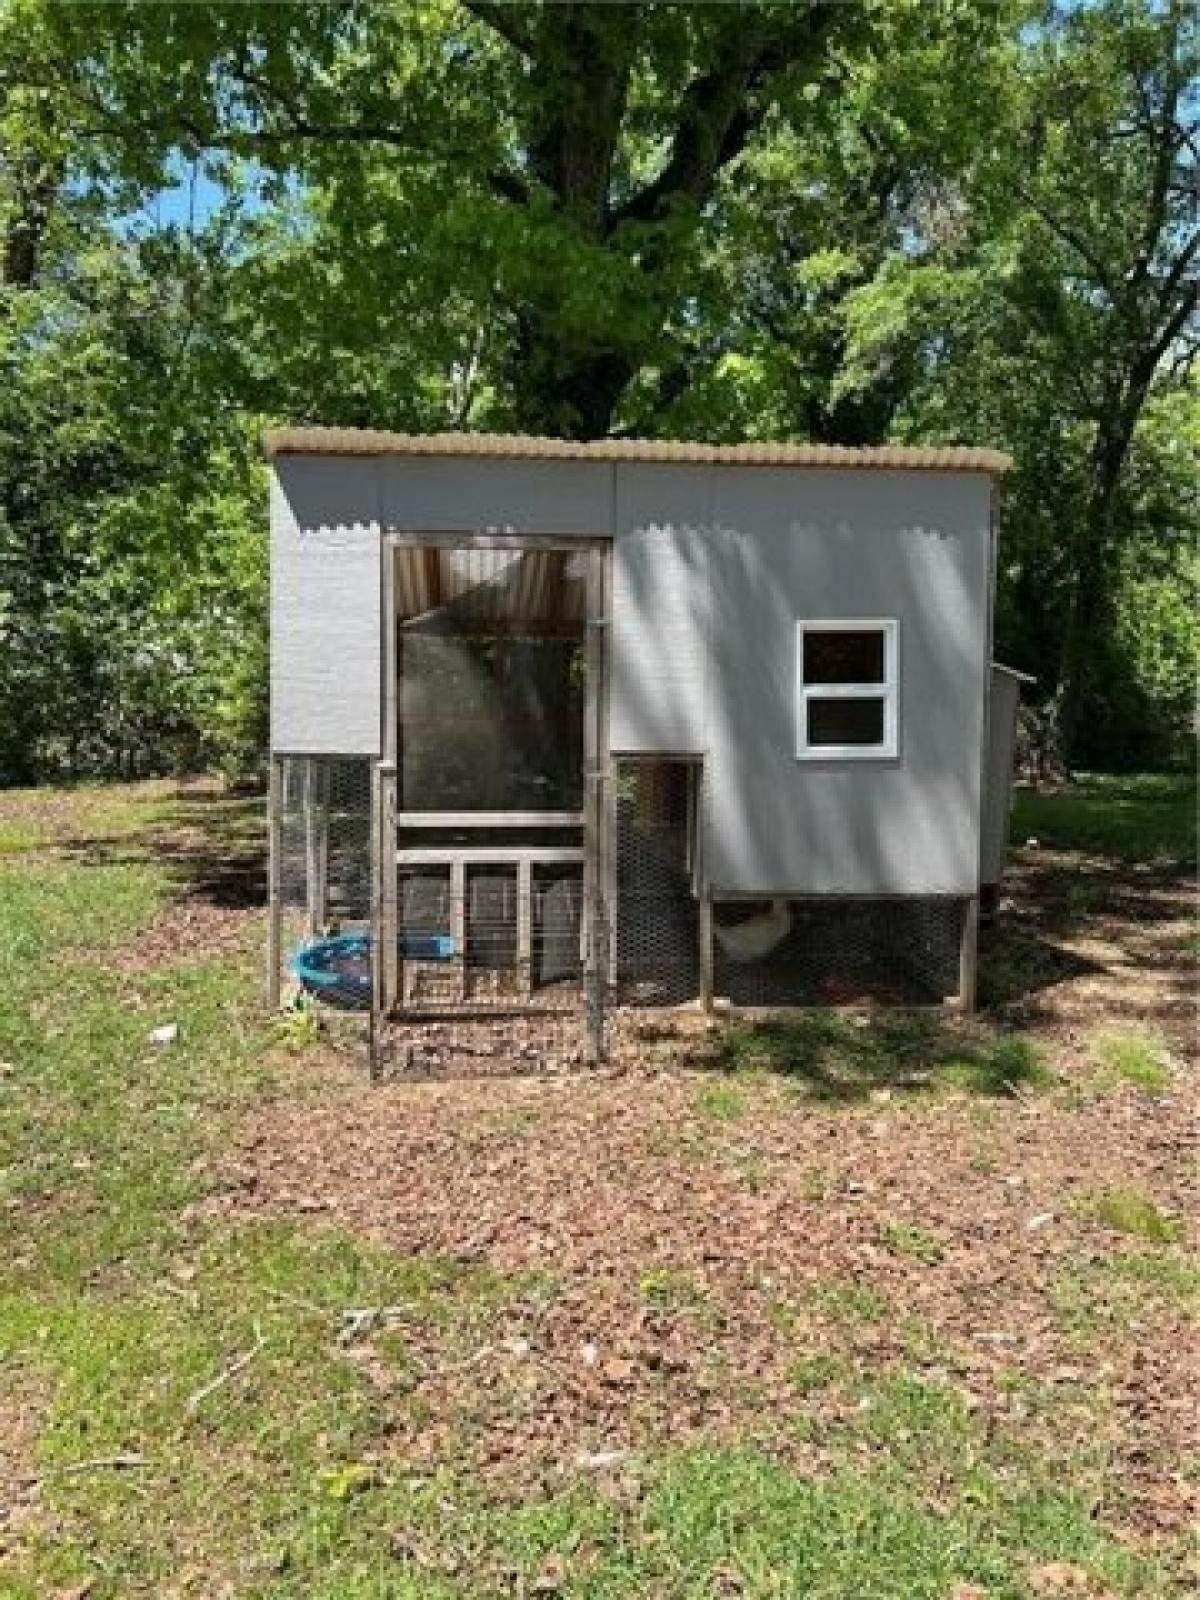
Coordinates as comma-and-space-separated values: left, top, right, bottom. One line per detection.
694, 1080, 747, 1121
1054, 1249, 1198, 1339
638, 1266, 708, 1313
806, 1278, 888, 1325
1095, 1030, 1171, 1092
1090, 1186, 1179, 1243
790, 1352, 850, 1394
881, 1221, 945, 1265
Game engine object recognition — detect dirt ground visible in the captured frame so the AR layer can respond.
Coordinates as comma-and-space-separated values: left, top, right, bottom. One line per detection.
202, 843, 1198, 1549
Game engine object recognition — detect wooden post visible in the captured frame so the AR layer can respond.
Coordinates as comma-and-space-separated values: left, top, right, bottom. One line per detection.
516, 856, 533, 996
699, 887, 715, 1016
380, 534, 400, 1016
600, 546, 617, 988
582, 544, 606, 1063
450, 858, 467, 1000
369, 760, 385, 1078
266, 757, 283, 1009
381, 768, 399, 1013
959, 896, 979, 1014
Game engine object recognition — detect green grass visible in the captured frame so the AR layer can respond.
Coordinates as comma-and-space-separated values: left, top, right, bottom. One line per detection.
0, 780, 1192, 1597
1011, 771, 1197, 864
880, 1221, 945, 1266
716, 1010, 1050, 1102
693, 1079, 748, 1120
1089, 1186, 1180, 1243
1053, 1248, 1199, 1340
638, 1266, 709, 1313
1094, 1029, 1172, 1092
805, 1278, 889, 1325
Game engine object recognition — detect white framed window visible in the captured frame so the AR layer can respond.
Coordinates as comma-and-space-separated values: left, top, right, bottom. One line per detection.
795, 619, 899, 759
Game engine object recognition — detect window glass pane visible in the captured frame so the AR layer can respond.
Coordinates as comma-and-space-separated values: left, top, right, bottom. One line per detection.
803, 628, 885, 685
807, 696, 886, 747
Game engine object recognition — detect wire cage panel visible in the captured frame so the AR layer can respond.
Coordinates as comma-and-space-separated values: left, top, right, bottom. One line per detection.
713, 895, 968, 1007
385, 874, 603, 1077
614, 759, 701, 1007
272, 754, 377, 1013
393, 864, 586, 1000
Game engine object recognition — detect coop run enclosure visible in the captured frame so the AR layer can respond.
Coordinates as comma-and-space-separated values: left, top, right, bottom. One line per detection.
266, 430, 1021, 1077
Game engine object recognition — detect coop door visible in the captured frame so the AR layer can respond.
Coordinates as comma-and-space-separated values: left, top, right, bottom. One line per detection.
380, 537, 608, 1013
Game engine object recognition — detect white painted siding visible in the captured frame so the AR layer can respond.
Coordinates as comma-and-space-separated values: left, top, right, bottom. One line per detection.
702, 469, 992, 895
269, 456, 383, 754
610, 464, 713, 754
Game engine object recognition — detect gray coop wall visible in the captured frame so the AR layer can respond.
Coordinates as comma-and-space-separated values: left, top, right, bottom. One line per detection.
271, 452, 994, 897
610, 464, 712, 755
270, 455, 384, 755
378, 455, 613, 536
271, 454, 613, 757
981, 666, 1024, 887
701, 468, 992, 896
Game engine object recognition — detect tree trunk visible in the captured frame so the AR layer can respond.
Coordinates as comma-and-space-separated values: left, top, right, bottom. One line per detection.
1, 118, 64, 301
1054, 423, 1130, 761
509, 314, 637, 438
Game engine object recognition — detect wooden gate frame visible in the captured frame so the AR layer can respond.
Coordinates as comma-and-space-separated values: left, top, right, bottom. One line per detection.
371, 531, 613, 1059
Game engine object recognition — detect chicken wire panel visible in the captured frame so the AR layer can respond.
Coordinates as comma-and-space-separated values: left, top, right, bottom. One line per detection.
615, 760, 700, 1007
713, 896, 967, 1007
393, 867, 586, 1012
384, 872, 604, 1078
274, 755, 376, 1012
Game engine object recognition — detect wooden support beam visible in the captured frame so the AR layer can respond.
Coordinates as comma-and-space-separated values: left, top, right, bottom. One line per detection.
450, 858, 467, 1000
958, 896, 979, 1014
397, 846, 585, 865
381, 769, 400, 1014
699, 889, 715, 1016
516, 856, 533, 996
266, 758, 283, 1008
395, 810, 584, 829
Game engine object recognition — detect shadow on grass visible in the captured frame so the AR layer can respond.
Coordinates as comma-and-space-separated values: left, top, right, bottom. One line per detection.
713, 1009, 1049, 1103
1011, 772, 1197, 867
977, 922, 1101, 1008
47, 786, 267, 910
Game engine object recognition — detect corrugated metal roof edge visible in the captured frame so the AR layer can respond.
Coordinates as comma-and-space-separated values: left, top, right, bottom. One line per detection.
263, 426, 1011, 475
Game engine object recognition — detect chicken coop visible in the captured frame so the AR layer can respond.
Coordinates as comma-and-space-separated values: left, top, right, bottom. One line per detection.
265, 429, 1023, 1074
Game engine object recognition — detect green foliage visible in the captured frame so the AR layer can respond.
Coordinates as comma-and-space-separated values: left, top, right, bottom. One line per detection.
0, 0, 1194, 779
1094, 1030, 1172, 1093
880, 1221, 945, 1266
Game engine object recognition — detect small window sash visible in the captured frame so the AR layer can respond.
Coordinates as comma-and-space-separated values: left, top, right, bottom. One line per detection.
795, 620, 898, 760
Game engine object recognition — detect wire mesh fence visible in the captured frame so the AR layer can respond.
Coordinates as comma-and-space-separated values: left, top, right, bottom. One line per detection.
269, 752, 968, 1080
712, 896, 968, 1007
614, 759, 700, 1007
272, 755, 376, 1015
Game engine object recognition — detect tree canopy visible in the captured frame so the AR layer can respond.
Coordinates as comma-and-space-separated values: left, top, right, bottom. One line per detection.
1, 0, 1195, 781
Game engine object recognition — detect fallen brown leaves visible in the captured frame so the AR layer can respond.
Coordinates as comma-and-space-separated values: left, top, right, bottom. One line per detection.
205, 840, 1198, 1543
100, 800, 1200, 1553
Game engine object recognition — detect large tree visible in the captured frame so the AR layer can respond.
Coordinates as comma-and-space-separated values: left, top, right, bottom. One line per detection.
21, 0, 870, 437
823, 0, 1197, 761
1012, 0, 1197, 751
